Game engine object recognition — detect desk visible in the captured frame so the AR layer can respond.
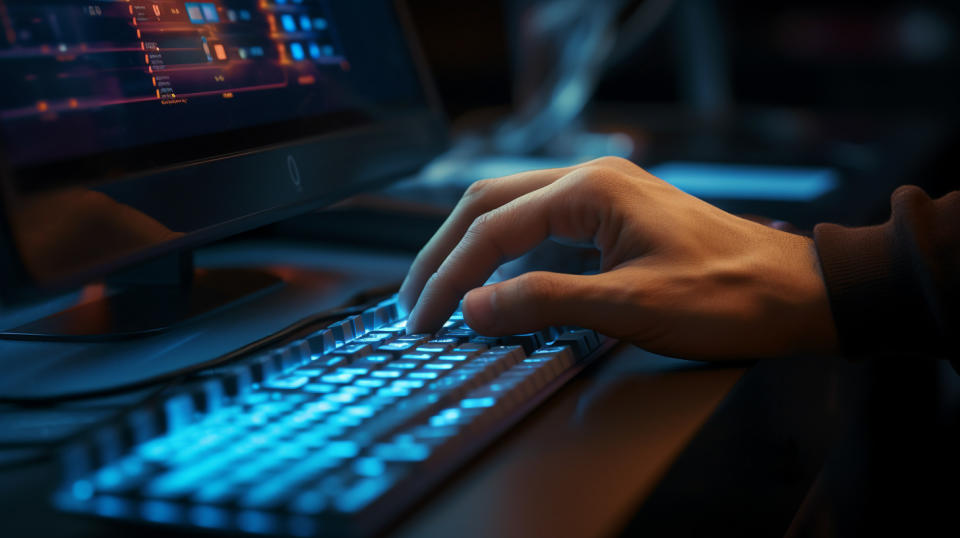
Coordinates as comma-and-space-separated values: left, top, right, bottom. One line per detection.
0, 241, 846, 537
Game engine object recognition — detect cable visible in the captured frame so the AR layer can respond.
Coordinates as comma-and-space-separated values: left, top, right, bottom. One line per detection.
0, 283, 401, 405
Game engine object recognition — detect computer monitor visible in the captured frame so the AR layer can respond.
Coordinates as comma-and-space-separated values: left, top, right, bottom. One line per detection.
0, 0, 446, 334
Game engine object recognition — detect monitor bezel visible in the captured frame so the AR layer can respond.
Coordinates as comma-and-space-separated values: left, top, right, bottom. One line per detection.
0, 0, 447, 305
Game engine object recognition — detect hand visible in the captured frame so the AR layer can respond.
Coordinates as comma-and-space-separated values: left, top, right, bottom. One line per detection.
399, 157, 837, 360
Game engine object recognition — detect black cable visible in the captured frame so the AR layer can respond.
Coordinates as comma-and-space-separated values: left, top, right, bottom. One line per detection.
0, 284, 400, 405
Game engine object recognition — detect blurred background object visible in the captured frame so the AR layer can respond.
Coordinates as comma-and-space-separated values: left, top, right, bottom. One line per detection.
279, 0, 960, 247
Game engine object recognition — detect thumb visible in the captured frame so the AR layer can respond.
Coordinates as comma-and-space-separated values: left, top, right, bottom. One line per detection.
462, 271, 617, 336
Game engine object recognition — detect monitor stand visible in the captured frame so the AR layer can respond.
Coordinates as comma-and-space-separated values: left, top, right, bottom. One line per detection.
0, 252, 282, 342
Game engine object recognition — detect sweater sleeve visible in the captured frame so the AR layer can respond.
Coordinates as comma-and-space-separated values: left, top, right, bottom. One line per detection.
813, 186, 960, 363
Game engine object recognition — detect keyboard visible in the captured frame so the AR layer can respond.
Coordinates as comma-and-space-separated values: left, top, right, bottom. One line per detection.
53, 295, 613, 537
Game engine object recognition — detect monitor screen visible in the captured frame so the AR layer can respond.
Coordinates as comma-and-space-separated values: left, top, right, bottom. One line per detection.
0, 0, 445, 297
0, 0, 427, 177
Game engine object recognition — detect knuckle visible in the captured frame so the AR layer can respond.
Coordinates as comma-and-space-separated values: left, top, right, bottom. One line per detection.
464, 211, 495, 243
463, 178, 494, 203
593, 155, 633, 170
471, 211, 494, 232
516, 271, 559, 302
561, 166, 597, 190
559, 166, 621, 203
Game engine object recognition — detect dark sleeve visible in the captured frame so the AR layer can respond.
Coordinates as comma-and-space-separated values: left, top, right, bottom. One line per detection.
813, 186, 960, 364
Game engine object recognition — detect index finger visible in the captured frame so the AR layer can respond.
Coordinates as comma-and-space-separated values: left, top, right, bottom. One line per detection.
397, 167, 570, 315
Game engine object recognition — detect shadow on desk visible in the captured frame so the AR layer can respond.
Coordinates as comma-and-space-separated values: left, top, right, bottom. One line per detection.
623, 356, 960, 538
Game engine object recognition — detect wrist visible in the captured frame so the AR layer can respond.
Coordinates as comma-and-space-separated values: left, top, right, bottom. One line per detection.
788, 236, 839, 355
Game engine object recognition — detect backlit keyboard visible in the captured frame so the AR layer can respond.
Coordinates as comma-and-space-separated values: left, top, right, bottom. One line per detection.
53, 295, 613, 536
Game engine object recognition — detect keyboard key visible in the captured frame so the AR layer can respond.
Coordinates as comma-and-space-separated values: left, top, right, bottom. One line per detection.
361, 308, 380, 331
355, 378, 387, 388
377, 387, 410, 398
303, 383, 337, 394
348, 358, 388, 371
327, 319, 355, 344
376, 341, 419, 357
451, 343, 487, 354
394, 333, 431, 343
263, 376, 310, 390
552, 332, 590, 359
439, 328, 475, 340
354, 332, 392, 345
247, 354, 280, 383
320, 373, 355, 384
332, 343, 372, 361
306, 330, 335, 356
392, 379, 425, 390
372, 441, 430, 462
426, 337, 460, 346
415, 344, 451, 354
341, 386, 371, 396
294, 367, 325, 377
437, 354, 469, 362
398, 353, 434, 362
332, 474, 398, 514
470, 336, 502, 348
336, 367, 370, 376
501, 333, 544, 354
384, 361, 417, 370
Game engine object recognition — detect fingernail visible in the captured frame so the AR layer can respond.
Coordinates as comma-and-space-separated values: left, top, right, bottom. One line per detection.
463, 286, 496, 332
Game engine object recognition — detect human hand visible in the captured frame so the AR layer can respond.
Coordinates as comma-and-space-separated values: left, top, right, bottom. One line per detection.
398, 157, 837, 360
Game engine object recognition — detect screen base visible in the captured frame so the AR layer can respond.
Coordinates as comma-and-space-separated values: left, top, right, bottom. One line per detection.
0, 263, 282, 342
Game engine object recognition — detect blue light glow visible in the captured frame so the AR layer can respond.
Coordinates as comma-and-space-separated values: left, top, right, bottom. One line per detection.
290, 42, 305, 61
72, 480, 94, 500
237, 510, 276, 534
200, 4, 219, 22
323, 440, 359, 459
345, 405, 376, 418
461, 397, 496, 409
265, 376, 309, 389
430, 408, 462, 426
141, 500, 181, 523
190, 505, 229, 529
95, 495, 130, 517
649, 162, 839, 201
281, 14, 297, 33
185, 3, 218, 24
334, 476, 393, 513
354, 457, 386, 477
357, 379, 386, 388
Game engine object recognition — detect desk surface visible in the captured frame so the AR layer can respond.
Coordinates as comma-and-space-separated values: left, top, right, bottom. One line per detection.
0, 242, 753, 538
